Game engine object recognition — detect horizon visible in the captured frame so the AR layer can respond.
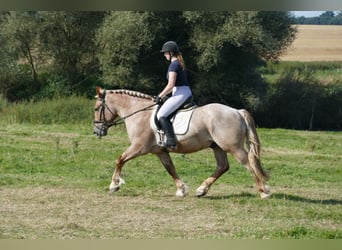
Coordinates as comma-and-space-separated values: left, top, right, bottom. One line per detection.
291, 11, 339, 17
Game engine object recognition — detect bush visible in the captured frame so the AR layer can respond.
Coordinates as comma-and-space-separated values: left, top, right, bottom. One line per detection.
258, 68, 342, 130
315, 83, 342, 130
1, 64, 41, 102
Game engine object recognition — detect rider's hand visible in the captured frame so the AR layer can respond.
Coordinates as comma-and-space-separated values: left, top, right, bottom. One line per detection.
154, 96, 162, 105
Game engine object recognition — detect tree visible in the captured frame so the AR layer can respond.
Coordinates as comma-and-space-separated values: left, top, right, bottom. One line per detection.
39, 11, 105, 93
96, 11, 155, 89
319, 11, 335, 24
331, 11, 342, 24
0, 12, 42, 85
293, 11, 342, 25
0, 11, 45, 100
184, 11, 295, 69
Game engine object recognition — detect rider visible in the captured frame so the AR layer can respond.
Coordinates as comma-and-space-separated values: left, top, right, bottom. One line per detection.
156, 41, 192, 149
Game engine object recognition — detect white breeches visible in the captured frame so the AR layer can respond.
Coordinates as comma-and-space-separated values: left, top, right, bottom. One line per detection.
157, 86, 192, 119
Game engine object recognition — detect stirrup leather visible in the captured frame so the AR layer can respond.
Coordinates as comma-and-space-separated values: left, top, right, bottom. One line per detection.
156, 130, 167, 147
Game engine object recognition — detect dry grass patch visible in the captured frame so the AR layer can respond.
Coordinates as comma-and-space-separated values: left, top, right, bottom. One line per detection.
0, 186, 232, 239
1, 185, 341, 239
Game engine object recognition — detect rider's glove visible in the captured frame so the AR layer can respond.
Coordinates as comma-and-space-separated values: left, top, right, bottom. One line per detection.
154, 96, 162, 105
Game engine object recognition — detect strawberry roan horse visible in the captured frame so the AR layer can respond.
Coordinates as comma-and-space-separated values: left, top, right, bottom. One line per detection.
93, 87, 271, 198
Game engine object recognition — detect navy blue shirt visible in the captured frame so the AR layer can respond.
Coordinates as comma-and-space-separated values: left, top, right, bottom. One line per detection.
167, 60, 189, 87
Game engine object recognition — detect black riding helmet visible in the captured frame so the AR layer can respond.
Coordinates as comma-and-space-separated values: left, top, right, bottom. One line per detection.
160, 41, 179, 53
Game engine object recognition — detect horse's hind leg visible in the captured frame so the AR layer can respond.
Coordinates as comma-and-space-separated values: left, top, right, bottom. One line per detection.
196, 146, 229, 197
231, 148, 270, 198
157, 152, 188, 197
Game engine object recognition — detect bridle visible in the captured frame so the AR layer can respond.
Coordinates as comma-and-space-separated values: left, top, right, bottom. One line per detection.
93, 90, 117, 130
93, 89, 157, 131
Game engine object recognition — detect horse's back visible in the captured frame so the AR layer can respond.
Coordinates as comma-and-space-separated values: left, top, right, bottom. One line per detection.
194, 103, 245, 127
190, 103, 247, 149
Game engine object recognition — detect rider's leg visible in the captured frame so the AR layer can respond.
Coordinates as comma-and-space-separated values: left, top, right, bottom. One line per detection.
158, 116, 176, 148
157, 86, 192, 148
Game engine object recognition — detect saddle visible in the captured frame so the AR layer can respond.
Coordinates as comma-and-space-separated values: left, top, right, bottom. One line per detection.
153, 96, 196, 130
151, 97, 197, 146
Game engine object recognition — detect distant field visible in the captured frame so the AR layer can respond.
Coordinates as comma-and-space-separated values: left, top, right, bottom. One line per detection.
281, 25, 342, 62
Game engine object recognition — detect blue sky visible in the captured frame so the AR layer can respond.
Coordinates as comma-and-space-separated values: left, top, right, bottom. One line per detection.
291, 11, 337, 17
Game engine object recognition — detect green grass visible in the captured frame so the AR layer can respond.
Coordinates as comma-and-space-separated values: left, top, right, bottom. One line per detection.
0, 122, 341, 239
1, 95, 94, 125
258, 61, 342, 84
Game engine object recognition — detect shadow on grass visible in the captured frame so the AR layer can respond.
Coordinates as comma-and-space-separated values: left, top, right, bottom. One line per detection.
272, 193, 342, 205
203, 192, 342, 205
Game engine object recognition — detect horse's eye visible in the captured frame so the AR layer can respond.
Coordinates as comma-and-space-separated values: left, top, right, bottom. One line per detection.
94, 107, 99, 111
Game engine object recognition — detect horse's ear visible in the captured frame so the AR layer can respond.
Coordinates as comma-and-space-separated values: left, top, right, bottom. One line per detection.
95, 86, 103, 98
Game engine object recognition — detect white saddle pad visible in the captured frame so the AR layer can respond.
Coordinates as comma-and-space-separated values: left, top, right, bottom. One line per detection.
150, 107, 195, 135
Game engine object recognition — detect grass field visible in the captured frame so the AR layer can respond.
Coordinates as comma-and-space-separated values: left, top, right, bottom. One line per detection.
258, 61, 342, 85
280, 25, 342, 62
0, 123, 341, 239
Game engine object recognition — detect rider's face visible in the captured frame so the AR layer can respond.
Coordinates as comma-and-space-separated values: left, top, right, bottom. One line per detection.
164, 51, 171, 60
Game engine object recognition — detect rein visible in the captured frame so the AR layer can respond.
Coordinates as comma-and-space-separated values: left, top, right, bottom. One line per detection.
94, 90, 157, 129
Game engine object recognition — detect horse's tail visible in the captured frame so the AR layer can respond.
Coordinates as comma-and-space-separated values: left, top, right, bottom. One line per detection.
238, 109, 269, 182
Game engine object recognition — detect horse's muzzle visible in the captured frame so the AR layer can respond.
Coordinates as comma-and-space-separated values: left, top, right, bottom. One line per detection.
93, 124, 108, 138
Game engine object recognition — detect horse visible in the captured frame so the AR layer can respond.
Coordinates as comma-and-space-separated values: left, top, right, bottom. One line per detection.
93, 86, 271, 199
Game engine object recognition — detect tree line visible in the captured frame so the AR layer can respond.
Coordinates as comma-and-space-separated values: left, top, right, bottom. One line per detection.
292, 11, 342, 25
0, 11, 340, 130
0, 11, 295, 100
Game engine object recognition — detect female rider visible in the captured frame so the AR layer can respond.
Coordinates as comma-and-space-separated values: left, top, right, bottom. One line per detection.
156, 41, 192, 149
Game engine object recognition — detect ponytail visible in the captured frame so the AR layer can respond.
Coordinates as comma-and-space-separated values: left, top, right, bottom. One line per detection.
176, 52, 186, 70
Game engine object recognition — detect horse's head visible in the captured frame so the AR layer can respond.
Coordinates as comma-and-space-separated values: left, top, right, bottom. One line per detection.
93, 87, 118, 138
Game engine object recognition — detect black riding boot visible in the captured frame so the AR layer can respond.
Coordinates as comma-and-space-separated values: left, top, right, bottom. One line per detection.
158, 117, 176, 149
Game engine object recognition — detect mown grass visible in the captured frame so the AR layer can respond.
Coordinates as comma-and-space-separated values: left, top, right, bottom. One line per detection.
0, 121, 341, 239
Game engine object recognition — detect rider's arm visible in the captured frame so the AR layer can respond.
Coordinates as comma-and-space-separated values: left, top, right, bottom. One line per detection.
159, 71, 176, 98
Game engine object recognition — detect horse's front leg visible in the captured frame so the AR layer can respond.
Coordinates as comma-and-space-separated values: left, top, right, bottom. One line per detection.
109, 144, 144, 193
157, 152, 188, 197
109, 154, 126, 193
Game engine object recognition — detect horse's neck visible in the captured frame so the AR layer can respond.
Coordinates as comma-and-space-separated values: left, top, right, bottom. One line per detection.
111, 94, 152, 119
112, 94, 153, 139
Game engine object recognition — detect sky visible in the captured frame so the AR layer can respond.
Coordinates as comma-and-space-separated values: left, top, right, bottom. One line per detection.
291, 11, 337, 17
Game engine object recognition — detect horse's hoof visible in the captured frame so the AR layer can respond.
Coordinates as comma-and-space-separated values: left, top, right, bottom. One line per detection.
109, 182, 120, 193
260, 185, 271, 199
196, 185, 209, 197
109, 186, 120, 193
176, 184, 189, 197
260, 192, 271, 199
109, 178, 125, 193
176, 189, 185, 197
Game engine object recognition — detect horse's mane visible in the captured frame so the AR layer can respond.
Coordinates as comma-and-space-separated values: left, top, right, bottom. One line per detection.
110, 89, 153, 100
